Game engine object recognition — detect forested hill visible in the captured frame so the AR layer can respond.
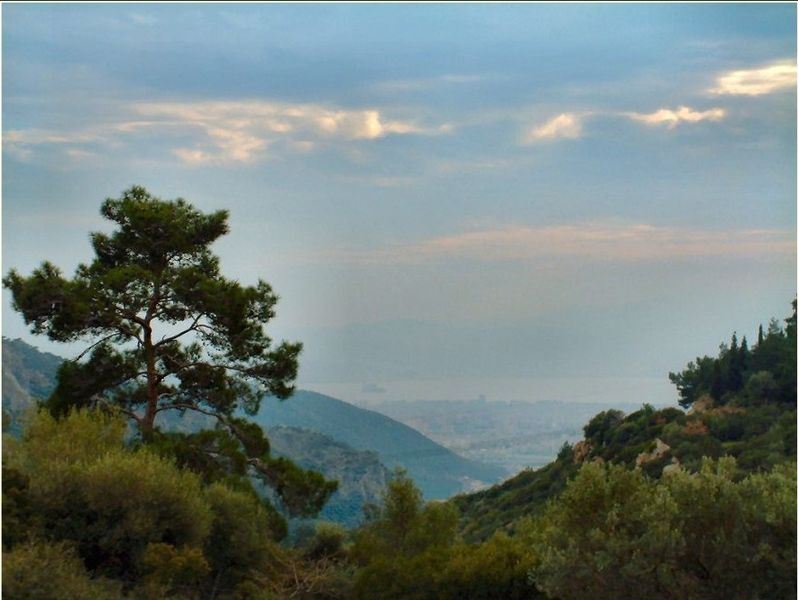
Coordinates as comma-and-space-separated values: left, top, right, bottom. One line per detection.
454, 304, 797, 541
254, 390, 507, 499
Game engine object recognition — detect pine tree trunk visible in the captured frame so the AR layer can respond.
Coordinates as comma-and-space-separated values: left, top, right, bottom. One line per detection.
142, 281, 161, 440
142, 323, 157, 440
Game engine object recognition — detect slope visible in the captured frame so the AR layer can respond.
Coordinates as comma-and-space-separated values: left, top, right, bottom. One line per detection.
267, 425, 390, 527
2, 338, 62, 434
454, 305, 797, 541
1, 339, 505, 502
254, 390, 507, 499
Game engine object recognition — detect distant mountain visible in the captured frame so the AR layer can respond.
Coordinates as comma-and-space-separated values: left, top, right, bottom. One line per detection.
253, 391, 507, 499
1, 339, 505, 502
153, 411, 391, 527
2, 338, 61, 434
267, 425, 390, 527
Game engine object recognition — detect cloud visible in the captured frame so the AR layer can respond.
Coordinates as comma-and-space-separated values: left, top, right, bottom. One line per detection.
322, 223, 794, 265
523, 113, 583, 143
710, 61, 796, 96
524, 102, 728, 142
626, 106, 726, 128
523, 98, 730, 143
3, 128, 108, 161
4, 128, 103, 147
3, 100, 452, 165
133, 100, 442, 143
65, 148, 98, 159
172, 148, 217, 166
144, 100, 452, 164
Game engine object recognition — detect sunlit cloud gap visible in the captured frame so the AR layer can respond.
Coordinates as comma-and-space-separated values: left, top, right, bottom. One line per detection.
318, 224, 794, 265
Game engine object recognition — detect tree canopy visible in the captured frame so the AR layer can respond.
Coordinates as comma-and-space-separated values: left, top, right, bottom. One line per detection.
4, 186, 300, 431
669, 301, 796, 409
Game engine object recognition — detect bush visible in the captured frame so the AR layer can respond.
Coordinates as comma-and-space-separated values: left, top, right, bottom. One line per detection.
3, 541, 123, 600
4, 409, 286, 596
350, 471, 459, 599
74, 450, 212, 578
304, 522, 348, 561
529, 462, 681, 600
203, 482, 281, 591
438, 532, 542, 600
527, 458, 796, 600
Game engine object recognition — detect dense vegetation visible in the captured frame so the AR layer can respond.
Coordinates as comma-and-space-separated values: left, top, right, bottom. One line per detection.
3, 189, 795, 598
4, 409, 285, 598
669, 304, 796, 410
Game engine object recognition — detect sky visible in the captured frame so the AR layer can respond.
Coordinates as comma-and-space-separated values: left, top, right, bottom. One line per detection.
2, 4, 796, 406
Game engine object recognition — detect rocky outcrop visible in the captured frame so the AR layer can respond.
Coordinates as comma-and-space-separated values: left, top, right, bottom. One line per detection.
635, 438, 670, 468
573, 440, 592, 464
689, 394, 714, 414
683, 420, 709, 436
661, 459, 682, 476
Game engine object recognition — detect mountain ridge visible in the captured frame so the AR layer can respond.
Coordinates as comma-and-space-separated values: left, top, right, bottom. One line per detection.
253, 390, 507, 498
1, 338, 504, 501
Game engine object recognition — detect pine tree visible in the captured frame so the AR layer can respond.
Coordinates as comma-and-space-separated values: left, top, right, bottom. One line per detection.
4, 186, 336, 519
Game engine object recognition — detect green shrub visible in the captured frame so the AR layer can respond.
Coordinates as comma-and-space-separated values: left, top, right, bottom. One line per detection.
438, 533, 542, 600
3, 541, 123, 600
304, 522, 348, 561
203, 482, 281, 590
528, 458, 796, 600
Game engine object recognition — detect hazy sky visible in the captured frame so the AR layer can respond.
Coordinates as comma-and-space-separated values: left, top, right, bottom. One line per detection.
3, 4, 796, 405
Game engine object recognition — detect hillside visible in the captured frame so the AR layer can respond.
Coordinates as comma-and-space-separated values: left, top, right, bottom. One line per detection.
2, 338, 61, 434
253, 390, 507, 499
154, 409, 393, 527
454, 306, 797, 541
1, 339, 504, 503
373, 398, 643, 473
1, 339, 395, 527
267, 426, 390, 527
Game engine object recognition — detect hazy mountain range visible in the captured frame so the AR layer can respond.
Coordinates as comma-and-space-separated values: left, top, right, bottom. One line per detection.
252, 390, 506, 497
1, 338, 505, 509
